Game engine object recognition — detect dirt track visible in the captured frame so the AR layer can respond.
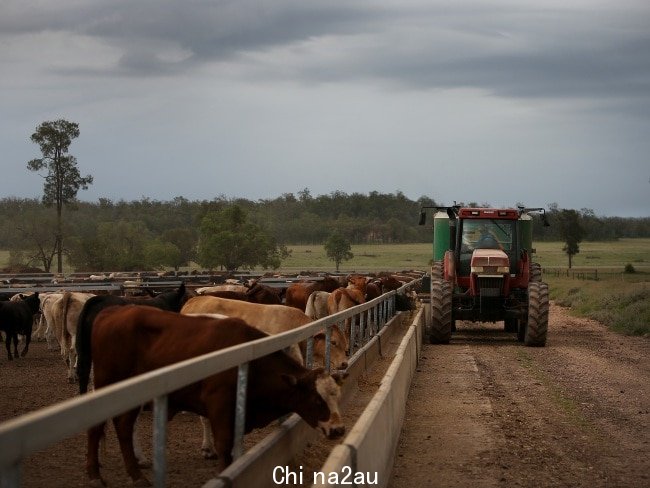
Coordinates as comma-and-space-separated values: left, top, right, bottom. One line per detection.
390, 303, 649, 488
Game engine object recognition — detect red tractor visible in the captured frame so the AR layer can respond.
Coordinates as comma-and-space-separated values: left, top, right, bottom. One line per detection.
418, 205, 549, 346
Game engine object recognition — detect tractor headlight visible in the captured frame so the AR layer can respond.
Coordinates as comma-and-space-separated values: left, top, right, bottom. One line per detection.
471, 266, 510, 274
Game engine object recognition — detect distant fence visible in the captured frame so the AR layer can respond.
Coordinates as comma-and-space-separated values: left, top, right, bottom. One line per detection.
0, 279, 421, 488
542, 267, 647, 281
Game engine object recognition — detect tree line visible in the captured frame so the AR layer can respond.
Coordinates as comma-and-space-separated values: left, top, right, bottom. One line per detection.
3, 119, 648, 273
1, 194, 649, 273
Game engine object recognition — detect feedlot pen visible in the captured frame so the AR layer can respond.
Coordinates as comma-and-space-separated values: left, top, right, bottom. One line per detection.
0, 300, 419, 488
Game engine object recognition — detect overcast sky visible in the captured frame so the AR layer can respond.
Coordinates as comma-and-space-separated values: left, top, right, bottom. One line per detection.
1, 0, 649, 217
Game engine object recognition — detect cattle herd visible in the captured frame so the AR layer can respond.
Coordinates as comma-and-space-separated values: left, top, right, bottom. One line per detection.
0, 271, 422, 486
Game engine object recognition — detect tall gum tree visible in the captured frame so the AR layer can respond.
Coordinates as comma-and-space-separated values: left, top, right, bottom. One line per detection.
27, 119, 93, 273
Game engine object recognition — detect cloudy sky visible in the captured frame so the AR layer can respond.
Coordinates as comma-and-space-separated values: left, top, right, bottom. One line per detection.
1, 0, 649, 217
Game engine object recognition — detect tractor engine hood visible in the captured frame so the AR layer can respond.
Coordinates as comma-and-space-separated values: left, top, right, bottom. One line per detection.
470, 249, 510, 274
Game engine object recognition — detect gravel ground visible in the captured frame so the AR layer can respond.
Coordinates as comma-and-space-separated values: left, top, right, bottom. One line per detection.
390, 303, 649, 488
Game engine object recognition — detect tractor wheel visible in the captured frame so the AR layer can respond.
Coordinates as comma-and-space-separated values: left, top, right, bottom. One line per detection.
431, 261, 444, 280
530, 262, 542, 282
504, 317, 518, 333
430, 279, 453, 344
524, 281, 549, 347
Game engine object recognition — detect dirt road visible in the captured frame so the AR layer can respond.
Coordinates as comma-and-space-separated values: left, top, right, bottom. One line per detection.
390, 303, 649, 488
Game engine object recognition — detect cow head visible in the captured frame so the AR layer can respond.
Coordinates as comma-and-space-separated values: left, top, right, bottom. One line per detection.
313, 327, 349, 370
282, 368, 347, 439
347, 275, 368, 295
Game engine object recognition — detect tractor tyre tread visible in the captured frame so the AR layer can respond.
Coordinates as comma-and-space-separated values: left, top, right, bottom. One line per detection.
430, 279, 453, 344
525, 281, 549, 347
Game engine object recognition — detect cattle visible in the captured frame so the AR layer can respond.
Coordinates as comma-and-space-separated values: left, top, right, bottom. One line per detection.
181, 296, 349, 371
365, 282, 382, 301
50, 291, 94, 382
198, 282, 283, 305
196, 284, 248, 295
77, 305, 346, 485
305, 291, 331, 320
285, 276, 341, 311
76, 283, 195, 391
0, 292, 40, 360
32, 293, 63, 351
327, 275, 368, 347
376, 274, 404, 292
245, 281, 284, 304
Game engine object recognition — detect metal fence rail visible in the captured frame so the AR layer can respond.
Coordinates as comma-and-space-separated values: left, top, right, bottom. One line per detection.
0, 280, 420, 487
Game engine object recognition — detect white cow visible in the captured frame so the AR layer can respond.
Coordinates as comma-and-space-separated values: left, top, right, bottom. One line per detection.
51, 291, 94, 382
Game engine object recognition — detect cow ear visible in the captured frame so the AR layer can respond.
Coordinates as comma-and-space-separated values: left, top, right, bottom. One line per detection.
281, 374, 298, 387
331, 372, 349, 385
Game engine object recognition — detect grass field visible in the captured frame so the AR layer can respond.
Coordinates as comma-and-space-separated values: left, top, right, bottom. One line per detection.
281, 243, 433, 273
2, 240, 648, 335
2, 239, 649, 274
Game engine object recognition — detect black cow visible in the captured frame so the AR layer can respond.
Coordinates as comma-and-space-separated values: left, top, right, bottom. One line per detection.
0, 292, 40, 360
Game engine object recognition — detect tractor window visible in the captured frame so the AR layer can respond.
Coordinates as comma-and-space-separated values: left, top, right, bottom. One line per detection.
460, 220, 515, 253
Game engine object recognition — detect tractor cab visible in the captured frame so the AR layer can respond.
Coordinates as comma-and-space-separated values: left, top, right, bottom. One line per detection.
457, 209, 519, 280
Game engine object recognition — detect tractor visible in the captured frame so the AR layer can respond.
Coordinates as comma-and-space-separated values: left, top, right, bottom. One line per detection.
418, 205, 550, 346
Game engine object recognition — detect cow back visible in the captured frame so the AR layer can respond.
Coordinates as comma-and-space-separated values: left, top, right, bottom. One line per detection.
181, 296, 311, 335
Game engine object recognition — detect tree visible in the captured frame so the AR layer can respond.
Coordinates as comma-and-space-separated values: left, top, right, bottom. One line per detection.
198, 205, 290, 271
27, 119, 93, 273
162, 227, 198, 270
557, 209, 585, 268
324, 232, 353, 272
12, 208, 59, 272
144, 240, 182, 271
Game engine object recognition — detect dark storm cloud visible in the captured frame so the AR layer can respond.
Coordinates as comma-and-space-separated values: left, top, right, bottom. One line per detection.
4, 1, 649, 107
2, 0, 386, 75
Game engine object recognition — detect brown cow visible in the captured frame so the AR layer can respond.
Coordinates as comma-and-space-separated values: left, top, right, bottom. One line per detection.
245, 281, 283, 304
285, 276, 341, 311
181, 296, 348, 370
365, 282, 382, 301
200, 283, 283, 305
327, 275, 368, 347
77, 305, 345, 485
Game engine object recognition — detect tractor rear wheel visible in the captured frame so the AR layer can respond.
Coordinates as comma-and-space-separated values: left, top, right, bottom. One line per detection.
530, 262, 542, 282
430, 279, 453, 344
524, 281, 549, 347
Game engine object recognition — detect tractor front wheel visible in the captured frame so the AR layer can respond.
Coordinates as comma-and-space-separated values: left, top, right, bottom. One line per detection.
430, 279, 453, 344
523, 281, 549, 347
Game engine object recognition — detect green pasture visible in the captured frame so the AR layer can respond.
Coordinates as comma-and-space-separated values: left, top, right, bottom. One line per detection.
2, 239, 649, 275
281, 243, 432, 273
2, 240, 648, 335
281, 239, 650, 274
533, 239, 650, 271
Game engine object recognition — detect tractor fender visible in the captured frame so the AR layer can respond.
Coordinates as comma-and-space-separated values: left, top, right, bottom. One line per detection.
443, 250, 456, 282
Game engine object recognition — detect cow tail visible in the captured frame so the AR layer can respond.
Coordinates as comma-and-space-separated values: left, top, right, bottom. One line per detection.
75, 298, 95, 394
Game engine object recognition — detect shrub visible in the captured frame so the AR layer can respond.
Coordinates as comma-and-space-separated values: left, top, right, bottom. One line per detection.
624, 263, 636, 273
